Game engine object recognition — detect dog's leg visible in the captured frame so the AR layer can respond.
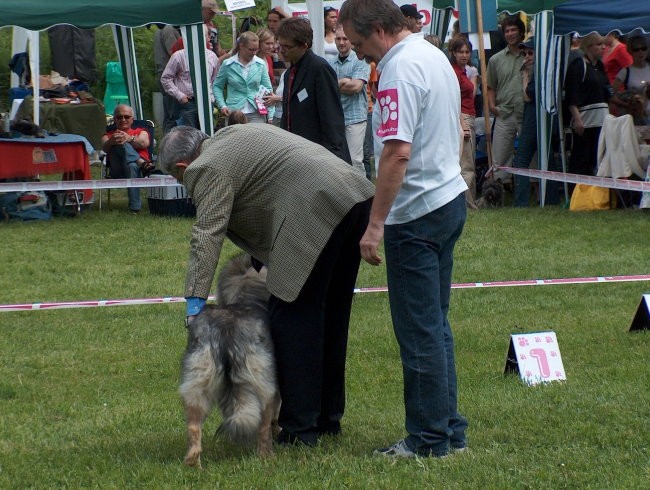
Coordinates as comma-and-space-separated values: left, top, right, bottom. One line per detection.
183, 403, 207, 467
257, 399, 277, 457
271, 392, 281, 439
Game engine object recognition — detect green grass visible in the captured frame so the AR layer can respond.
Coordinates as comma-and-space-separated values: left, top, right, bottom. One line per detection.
1, 203, 649, 488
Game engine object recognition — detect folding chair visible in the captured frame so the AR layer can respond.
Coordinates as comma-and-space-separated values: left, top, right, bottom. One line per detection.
99, 118, 155, 210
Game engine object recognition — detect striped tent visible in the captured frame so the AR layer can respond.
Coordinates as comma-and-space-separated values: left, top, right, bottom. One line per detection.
2, 0, 214, 134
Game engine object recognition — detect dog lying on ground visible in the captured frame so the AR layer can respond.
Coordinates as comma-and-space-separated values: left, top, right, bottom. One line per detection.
179, 254, 280, 467
476, 178, 505, 208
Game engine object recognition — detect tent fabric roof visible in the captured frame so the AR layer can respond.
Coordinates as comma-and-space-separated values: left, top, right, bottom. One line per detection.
553, 0, 650, 35
0, 0, 201, 30
432, 0, 570, 14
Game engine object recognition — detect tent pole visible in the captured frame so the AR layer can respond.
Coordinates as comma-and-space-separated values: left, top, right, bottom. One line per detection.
475, 0, 494, 174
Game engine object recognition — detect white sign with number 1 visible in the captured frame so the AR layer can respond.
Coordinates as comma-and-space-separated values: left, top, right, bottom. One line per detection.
505, 331, 566, 385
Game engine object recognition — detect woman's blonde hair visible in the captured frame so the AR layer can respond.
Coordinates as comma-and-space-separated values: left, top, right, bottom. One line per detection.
580, 32, 604, 51
233, 31, 259, 54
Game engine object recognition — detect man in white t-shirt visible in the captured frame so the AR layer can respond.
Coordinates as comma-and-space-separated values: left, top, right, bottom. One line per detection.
340, 0, 468, 459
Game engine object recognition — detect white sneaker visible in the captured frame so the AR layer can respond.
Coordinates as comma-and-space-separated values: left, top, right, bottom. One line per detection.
373, 439, 416, 458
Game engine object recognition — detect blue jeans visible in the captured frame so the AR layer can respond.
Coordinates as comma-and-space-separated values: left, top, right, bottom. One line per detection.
176, 99, 200, 129
108, 143, 143, 211
384, 193, 468, 456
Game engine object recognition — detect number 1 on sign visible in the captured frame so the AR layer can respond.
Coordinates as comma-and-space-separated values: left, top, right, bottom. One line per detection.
529, 348, 550, 379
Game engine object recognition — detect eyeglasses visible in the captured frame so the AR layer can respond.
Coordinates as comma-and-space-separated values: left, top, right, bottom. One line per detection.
115, 115, 133, 120
279, 43, 299, 51
523, 50, 534, 56
631, 46, 648, 52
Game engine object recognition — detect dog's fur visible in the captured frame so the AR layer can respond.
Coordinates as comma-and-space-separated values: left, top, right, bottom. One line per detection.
476, 178, 505, 208
179, 254, 280, 467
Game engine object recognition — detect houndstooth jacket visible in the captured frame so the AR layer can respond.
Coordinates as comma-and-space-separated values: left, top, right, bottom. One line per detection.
182, 123, 375, 303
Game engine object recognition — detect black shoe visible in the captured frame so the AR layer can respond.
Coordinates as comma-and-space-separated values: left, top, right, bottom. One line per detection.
276, 429, 317, 447
316, 421, 341, 436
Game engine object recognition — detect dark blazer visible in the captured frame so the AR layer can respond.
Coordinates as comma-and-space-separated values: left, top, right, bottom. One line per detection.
182, 124, 374, 302
281, 49, 351, 163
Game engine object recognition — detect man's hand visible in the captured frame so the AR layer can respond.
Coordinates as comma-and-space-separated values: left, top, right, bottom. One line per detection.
185, 315, 196, 327
360, 221, 384, 266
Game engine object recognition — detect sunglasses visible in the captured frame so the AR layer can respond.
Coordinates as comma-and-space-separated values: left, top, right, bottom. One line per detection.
324, 7, 336, 12
631, 46, 648, 52
523, 50, 534, 56
115, 115, 133, 120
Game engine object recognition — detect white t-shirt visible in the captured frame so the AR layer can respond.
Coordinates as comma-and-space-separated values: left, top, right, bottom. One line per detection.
616, 64, 650, 116
323, 39, 338, 62
374, 34, 467, 225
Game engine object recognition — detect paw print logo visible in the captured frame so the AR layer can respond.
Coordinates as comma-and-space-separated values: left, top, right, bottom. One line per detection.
518, 337, 529, 347
376, 88, 399, 137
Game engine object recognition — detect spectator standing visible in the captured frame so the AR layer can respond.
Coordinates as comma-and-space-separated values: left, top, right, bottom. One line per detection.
330, 25, 371, 175
161, 28, 220, 129
449, 36, 478, 208
323, 6, 339, 61
153, 24, 181, 134
202, 0, 224, 57
277, 17, 351, 163
340, 0, 468, 459
362, 61, 378, 180
100, 105, 153, 213
486, 15, 526, 183
213, 32, 274, 124
603, 32, 632, 85
400, 4, 424, 33
564, 33, 612, 177
256, 28, 277, 88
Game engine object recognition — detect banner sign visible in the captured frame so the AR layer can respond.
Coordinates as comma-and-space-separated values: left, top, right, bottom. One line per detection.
223, 0, 255, 11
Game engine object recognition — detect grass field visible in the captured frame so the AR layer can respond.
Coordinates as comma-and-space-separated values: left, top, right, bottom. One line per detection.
1, 199, 648, 488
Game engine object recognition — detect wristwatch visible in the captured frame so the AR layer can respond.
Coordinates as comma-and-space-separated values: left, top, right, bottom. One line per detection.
130, 135, 135, 143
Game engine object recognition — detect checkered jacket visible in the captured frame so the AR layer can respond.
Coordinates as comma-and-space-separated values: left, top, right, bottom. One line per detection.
182, 123, 375, 302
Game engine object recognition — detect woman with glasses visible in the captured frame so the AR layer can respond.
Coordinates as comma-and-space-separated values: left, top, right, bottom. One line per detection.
213, 31, 274, 124
611, 36, 650, 124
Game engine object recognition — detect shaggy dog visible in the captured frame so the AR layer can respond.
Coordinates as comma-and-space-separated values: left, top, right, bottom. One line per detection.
179, 254, 279, 467
476, 178, 505, 208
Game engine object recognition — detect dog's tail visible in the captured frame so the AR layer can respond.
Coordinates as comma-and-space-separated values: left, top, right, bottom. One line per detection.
216, 385, 263, 445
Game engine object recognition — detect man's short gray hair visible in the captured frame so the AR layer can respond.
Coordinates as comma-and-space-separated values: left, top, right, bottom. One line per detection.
338, 0, 407, 38
157, 126, 209, 177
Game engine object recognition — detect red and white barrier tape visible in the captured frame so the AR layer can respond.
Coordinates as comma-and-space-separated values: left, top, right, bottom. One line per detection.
500, 167, 650, 192
2, 274, 648, 312
0, 176, 179, 193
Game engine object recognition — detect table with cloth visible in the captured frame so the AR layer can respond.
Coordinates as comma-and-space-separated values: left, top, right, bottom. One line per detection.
0, 133, 94, 204
15, 96, 106, 150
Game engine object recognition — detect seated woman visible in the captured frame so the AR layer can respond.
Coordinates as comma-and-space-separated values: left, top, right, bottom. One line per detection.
100, 104, 152, 213
213, 31, 274, 124
611, 36, 650, 125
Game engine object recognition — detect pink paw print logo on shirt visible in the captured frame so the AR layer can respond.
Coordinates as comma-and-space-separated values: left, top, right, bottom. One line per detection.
376, 88, 399, 137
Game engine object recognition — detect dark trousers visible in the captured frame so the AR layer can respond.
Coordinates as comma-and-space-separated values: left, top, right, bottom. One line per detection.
269, 198, 372, 444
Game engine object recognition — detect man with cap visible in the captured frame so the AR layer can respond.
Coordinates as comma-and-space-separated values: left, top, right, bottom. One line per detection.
400, 4, 424, 33
202, 0, 225, 57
